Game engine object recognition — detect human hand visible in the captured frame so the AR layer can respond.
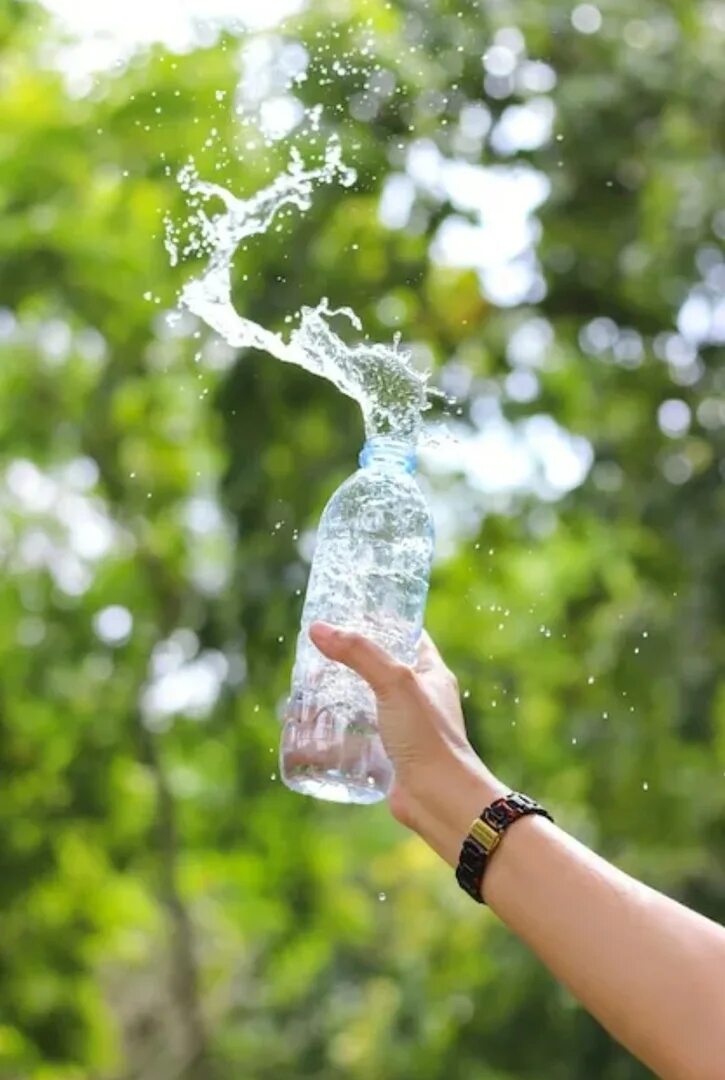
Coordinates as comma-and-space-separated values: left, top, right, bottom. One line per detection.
309, 622, 506, 865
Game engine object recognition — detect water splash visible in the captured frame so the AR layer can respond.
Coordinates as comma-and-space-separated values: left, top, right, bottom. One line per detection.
167, 138, 429, 440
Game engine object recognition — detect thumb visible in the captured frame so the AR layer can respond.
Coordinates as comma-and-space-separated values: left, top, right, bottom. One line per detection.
309, 622, 405, 697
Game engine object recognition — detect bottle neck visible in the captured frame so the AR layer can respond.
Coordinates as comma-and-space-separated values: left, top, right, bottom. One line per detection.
359, 436, 417, 474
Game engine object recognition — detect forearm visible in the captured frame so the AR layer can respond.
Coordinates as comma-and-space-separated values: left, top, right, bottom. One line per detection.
456, 778, 725, 1079
310, 624, 725, 1077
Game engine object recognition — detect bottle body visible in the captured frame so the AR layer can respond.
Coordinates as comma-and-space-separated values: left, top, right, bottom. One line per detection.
280, 438, 434, 804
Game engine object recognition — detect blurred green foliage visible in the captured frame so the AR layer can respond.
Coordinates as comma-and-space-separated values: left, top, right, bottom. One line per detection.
1, 0, 724, 1077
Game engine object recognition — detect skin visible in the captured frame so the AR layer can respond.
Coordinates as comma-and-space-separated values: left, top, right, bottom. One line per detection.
310, 621, 725, 1080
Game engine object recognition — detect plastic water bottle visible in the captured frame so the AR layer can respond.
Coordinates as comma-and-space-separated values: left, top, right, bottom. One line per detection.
280, 435, 435, 804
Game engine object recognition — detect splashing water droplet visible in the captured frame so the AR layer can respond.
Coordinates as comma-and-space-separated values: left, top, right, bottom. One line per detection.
168, 139, 430, 440
378, 891, 387, 902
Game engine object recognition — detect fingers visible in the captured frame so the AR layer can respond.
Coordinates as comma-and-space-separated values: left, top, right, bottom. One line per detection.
309, 622, 408, 696
416, 629, 444, 673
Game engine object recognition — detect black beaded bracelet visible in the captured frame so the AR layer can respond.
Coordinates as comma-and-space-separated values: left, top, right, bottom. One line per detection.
455, 792, 554, 904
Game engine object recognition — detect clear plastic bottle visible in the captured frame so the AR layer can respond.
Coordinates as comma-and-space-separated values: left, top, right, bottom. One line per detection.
280, 435, 435, 804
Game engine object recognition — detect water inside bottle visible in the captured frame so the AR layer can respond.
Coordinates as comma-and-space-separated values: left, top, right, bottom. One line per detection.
281, 688, 392, 804
279, 440, 433, 803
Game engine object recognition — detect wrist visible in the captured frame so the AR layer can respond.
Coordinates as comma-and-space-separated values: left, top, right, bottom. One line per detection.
416, 755, 508, 867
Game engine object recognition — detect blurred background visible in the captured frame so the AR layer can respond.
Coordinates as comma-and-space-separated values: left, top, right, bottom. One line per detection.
1, 0, 724, 1077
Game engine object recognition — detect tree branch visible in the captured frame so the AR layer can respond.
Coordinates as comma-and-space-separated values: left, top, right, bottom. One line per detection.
136, 716, 214, 1080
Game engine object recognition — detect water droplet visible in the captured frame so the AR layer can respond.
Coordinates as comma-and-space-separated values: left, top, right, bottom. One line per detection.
587, 676, 595, 685
378, 891, 387, 902
571, 737, 578, 745
642, 781, 649, 791
462, 689, 471, 699
270, 772, 277, 781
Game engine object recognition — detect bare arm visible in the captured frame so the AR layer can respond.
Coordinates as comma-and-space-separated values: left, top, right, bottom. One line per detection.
310, 622, 725, 1080
485, 816, 725, 1079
